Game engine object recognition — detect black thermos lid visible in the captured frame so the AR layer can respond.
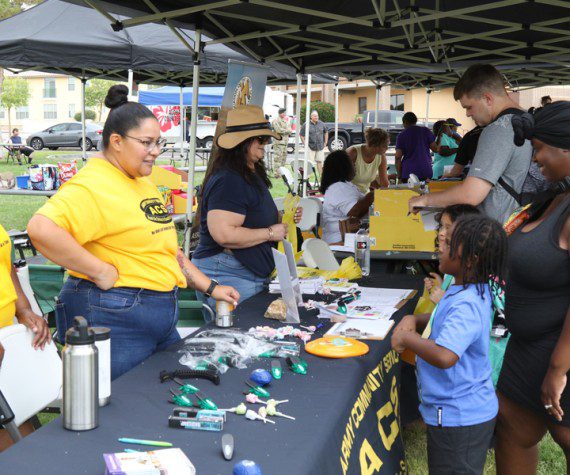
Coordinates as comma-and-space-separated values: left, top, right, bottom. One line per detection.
65, 316, 95, 345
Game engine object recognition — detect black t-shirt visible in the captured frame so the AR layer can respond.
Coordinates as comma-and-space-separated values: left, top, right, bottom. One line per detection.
193, 168, 278, 277
454, 126, 483, 167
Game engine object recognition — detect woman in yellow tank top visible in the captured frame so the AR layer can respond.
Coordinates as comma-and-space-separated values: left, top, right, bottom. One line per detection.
347, 128, 390, 193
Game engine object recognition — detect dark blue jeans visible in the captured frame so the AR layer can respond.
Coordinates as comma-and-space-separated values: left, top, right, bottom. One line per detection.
56, 277, 180, 380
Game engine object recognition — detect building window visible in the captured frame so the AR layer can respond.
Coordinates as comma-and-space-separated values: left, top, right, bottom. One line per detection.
44, 77, 56, 98
68, 104, 76, 118
68, 77, 76, 92
44, 104, 57, 119
358, 97, 367, 114
390, 94, 404, 111
15, 106, 29, 120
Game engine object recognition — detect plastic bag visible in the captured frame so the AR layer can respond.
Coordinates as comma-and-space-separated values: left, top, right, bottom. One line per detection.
278, 193, 301, 261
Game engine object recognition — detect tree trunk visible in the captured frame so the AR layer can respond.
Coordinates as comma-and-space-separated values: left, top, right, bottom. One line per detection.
7, 106, 11, 138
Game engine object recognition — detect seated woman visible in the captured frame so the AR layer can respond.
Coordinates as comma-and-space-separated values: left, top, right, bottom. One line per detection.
192, 105, 301, 313
320, 150, 374, 244
346, 127, 390, 193
432, 121, 459, 179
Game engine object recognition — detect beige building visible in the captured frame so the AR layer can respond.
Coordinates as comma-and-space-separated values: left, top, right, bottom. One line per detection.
0, 71, 86, 136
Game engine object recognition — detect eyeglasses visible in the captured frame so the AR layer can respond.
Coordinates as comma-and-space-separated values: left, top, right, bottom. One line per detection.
256, 136, 272, 145
124, 135, 167, 152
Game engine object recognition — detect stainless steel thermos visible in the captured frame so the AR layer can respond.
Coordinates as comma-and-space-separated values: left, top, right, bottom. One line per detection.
62, 316, 98, 431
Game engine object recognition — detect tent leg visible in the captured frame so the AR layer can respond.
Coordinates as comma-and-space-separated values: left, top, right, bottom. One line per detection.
293, 73, 302, 193
374, 85, 381, 128
302, 74, 312, 197
425, 88, 431, 126
179, 85, 185, 162
334, 82, 339, 150
183, 29, 201, 255
81, 78, 87, 162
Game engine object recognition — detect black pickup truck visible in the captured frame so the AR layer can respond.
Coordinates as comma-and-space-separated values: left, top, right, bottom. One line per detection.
324, 109, 406, 151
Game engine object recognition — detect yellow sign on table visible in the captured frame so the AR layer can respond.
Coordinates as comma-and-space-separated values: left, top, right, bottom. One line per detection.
370, 189, 437, 253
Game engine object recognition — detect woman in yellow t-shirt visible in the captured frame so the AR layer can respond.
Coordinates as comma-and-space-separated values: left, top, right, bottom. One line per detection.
27, 85, 239, 380
0, 223, 51, 345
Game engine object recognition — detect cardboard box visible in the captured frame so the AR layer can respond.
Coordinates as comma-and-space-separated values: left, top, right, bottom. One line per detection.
149, 166, 182, 189
172, 192, 188, 214
370, 189, 437, 253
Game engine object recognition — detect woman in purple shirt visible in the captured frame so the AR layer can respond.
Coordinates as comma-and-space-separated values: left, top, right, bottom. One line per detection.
395, 112, 438, 181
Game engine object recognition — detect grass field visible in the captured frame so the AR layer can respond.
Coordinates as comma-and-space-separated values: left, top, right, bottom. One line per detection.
2, 152, 565, 473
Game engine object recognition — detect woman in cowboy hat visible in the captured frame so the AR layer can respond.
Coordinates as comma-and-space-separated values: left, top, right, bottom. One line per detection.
192, 105, 302, 314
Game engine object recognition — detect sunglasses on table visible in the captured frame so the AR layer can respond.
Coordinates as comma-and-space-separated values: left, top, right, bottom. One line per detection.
124, 135, 168, 152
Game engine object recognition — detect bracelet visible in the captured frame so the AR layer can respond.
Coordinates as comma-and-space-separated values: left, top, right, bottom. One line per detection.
267, 226, 274, 241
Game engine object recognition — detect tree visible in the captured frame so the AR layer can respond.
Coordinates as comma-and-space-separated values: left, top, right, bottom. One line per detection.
0, 77, 30, 133
85, 79, 115, 120
300, 101, 335, 123
74, 110, 96, 122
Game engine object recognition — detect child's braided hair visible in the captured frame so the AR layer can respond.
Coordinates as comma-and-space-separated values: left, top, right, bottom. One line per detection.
449, 215, 508, 297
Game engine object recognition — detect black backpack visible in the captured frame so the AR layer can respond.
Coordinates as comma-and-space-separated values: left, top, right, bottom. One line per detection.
492, 108, 548, 206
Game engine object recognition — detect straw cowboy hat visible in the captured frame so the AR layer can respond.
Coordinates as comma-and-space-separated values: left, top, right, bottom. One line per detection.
217, 105, 281, 149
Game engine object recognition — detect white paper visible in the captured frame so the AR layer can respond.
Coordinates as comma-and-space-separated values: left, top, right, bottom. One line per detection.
326, 318, 394, 340
272, 248, 301, 323
419, 209, 440, 232
330, 233, 356, 253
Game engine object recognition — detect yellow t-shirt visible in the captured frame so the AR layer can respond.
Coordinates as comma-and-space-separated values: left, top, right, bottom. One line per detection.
36, 158, 186, 292
0, 224, 17, 328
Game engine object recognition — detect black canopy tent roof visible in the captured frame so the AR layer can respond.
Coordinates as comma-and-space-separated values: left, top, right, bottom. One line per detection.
0, 0, 331, 85
65, 0, 570, 89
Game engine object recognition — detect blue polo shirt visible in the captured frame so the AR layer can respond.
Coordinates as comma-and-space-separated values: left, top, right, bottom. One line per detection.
416, 284, 498, 427
193, 168, 278, 277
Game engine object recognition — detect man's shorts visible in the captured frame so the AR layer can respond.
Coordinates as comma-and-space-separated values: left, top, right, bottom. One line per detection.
308, 149, 325, 163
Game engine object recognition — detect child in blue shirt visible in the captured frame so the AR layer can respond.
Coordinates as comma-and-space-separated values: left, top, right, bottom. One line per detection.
392, 215, 508, 474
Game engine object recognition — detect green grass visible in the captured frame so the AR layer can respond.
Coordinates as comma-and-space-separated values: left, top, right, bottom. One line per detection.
0, 152, 291, 232
403, 424, 565, 474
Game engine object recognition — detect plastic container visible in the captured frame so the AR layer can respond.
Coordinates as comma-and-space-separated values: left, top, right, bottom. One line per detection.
16, 175, 30, 189
354, 228, 371, 277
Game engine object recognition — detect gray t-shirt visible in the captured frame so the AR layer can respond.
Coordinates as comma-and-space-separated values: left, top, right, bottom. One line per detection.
468, 114, 532, 224
300, 120, 327, 151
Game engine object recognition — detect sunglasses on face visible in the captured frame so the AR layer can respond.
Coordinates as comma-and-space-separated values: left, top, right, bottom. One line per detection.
256, 136, 272, 145
124, 135, 167, 152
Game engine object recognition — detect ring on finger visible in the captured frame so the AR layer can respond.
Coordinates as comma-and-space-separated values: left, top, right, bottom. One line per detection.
544, 404, 553, 410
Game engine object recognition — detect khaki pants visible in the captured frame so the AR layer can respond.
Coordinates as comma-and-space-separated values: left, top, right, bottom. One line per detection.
308, 149, 325, 164
273, 143, 288, 171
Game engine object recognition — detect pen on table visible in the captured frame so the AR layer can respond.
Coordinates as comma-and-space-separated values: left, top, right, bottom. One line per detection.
124, 449, 142, 453
118, 438, 173, 447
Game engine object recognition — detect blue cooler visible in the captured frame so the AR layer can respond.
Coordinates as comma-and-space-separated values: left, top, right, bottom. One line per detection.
16, 175, 30, 189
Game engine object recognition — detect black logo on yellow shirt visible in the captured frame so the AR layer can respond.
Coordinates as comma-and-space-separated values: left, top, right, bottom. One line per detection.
140, 198, 172, 224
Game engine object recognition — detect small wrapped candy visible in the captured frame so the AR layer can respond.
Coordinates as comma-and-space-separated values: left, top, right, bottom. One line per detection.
220, 403, 247, 415
245, 393, 268, 405
266, 404, 295, 420
266, 398, 289, 407
245, 408, 275, 424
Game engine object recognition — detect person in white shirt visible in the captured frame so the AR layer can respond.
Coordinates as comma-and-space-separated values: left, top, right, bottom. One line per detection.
320, 150, 374, 244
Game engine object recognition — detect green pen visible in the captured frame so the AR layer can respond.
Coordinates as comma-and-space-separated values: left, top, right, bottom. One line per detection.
118, 438, 172, 447
173, 377, 199, 395
245, 380, 270, 398
170, 389, 193, 407
194, 391, 218, 411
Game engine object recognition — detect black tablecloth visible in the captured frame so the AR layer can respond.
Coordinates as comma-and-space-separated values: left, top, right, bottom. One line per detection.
0, 268, 421, 475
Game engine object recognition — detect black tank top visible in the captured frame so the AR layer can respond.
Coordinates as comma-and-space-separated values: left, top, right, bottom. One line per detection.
505, 194, 570, 341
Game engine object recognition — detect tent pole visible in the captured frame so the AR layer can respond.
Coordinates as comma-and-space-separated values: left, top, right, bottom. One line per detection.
179, 85, 185, 161
127, 69, 134, 96
425, 88, 431, 126
81, 78, 87, 162
334, 82, 338, 149
374, 84, 380, 128
302, 73, 312, 197
293, 73, 302, 193
183, 29, 201, 255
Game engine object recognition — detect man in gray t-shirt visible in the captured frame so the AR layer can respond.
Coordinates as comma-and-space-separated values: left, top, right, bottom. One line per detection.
408, 64, 532, 224
468, 113, 532, 223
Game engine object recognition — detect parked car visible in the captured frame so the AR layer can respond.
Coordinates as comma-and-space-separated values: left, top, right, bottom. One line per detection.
323, 110, 433, 150
26, 122, 102, 151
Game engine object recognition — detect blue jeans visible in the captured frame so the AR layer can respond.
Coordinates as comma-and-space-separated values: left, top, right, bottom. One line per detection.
192, 252, 268, 322
56, 277, 181, 380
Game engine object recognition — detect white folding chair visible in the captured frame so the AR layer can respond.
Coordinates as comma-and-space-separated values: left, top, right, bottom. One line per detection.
297, 197, 321, 237
278, 166, 296, 195
302, 238, 340, 271
0, 324, 62, 436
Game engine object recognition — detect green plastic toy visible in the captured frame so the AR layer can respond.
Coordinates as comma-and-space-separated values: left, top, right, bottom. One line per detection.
244, 380, 270, 398
287, 356, 307, 375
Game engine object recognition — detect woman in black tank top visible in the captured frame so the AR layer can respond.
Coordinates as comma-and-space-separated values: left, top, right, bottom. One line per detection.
495, 102, 570, 474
